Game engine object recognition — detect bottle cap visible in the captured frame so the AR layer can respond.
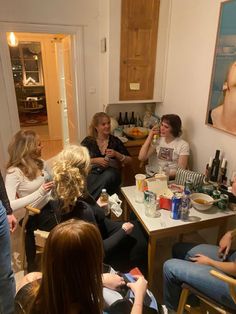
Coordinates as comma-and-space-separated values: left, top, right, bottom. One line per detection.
102, 189, 107, 193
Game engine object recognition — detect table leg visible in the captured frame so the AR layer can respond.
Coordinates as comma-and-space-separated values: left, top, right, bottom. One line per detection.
123, 199, 130, 221
148, 235, 157, 288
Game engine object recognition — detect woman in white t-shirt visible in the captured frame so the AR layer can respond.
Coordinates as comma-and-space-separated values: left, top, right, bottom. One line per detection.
5, 130, 58, 272
138, 114, 190, 178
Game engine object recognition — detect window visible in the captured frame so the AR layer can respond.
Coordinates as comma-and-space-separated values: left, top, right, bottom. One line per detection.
10, 42, 44, 86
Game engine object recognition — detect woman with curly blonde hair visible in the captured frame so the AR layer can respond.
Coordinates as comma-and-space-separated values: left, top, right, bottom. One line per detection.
52, 145, 147, 274
5, 130, 58, 272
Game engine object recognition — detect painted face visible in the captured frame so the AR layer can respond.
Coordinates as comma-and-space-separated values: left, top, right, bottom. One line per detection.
96, 117, 111, 136
160, 120, 173, 138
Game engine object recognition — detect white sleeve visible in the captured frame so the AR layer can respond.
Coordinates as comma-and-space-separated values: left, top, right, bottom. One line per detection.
5, 169, 47, 211
179, 140, 190, 156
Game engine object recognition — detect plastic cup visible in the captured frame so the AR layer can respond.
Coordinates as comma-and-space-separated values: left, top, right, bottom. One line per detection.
135, 174, 146, 203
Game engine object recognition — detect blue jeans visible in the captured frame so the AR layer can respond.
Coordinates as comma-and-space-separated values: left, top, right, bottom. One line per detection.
163, 242, 236, 311
0, 202, 15, 314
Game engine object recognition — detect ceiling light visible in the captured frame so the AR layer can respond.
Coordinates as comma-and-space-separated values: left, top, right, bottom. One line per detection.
7, 32, 19, 47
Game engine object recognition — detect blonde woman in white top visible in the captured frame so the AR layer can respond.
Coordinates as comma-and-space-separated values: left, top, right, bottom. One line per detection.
5, 130, 58, 272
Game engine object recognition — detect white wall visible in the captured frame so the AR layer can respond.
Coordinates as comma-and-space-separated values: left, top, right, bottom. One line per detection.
0, 0, 101, 170
158, 0, 236, 179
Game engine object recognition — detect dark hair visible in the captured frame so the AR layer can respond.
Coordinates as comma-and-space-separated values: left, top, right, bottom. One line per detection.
161, 114, 182, 137
30, 220, 104, 314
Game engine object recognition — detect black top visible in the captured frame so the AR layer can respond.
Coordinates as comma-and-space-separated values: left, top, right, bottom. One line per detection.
59, 195, 126, 254
81, 135, 130, 158
0, 171, 12, 215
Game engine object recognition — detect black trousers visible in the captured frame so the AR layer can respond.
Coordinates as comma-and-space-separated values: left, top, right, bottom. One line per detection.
103, 218, 148, 275
25, 201, 59, 272
87, 167, 121, 200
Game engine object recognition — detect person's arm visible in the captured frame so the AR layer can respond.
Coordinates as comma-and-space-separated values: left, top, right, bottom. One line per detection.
138, 128, 156, 161
102, 273, 126, 290
190, 254, 236, 277
0, 171, 17, 232
105, 149, 132, 165
0, 171, 13, 215
127, 276, 148, 314
218, 229, 236, 259
177, 155, 189, 169
5, 169, 50, 211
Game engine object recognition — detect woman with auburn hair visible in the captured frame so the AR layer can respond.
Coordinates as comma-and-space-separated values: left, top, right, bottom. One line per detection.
139, 114, 189, 179
81, 112, 132, 199
5, 129, 58, 272
52, 145, 147, 274
15, 220, 148, 314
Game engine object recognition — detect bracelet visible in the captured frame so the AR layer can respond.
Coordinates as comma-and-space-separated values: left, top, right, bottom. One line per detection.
120, 154, 126, 162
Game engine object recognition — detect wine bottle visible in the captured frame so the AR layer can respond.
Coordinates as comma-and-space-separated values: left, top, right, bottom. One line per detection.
210, 150, 220, 182
118, 112, 123, 128
123, 112, 129, 129
129, 111, 135, 127
136, 114, 143, 127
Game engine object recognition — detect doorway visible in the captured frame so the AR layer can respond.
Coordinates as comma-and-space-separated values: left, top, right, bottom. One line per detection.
0, 23, 87, 163
7, 32, 71, 159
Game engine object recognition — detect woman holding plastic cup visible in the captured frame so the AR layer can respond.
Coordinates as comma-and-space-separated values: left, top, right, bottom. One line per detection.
138, 114, 190, 179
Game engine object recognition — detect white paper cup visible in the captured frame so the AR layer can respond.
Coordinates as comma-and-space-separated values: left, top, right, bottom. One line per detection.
135, 174, 146, 203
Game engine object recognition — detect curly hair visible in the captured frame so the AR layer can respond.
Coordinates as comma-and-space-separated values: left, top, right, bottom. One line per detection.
53, 145, 90, 209
88, 112, 110, 138
7, 129, 43, 180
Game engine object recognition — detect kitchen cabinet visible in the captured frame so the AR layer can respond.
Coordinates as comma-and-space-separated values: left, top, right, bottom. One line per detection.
122, 139, 146, 186
120, 0, 160, 100
107, 0, 171, 104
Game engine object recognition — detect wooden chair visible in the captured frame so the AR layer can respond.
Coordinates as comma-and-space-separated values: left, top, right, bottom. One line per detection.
177, 269, 236, 314
20, 205, 49, 271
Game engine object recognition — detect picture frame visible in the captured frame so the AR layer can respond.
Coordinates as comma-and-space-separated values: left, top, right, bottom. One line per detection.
206, 0, 236, 135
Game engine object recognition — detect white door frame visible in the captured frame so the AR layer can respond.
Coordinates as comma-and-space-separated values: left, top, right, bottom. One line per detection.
0, 22, 87, 156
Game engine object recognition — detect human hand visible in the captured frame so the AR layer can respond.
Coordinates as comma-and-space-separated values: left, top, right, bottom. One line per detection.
122, 222, 134, 234
189, 254, 213, 265
127, 275, 147, 298
7, 214, 17, 232
218, 231, 232, 260
105, 149, 116, 158
42, 181, 54, 192
94, 157, 109, 168
102, 273, 126, 290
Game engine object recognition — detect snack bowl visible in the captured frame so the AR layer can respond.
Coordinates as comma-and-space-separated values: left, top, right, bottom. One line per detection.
190, 193, 214, 211
123, 127, 149, 139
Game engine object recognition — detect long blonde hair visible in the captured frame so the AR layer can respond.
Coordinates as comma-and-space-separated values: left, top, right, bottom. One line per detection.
53, 145, 90, 209
30, 220, 104, 314
88, 112, 110, 138
7, 130, 43, 180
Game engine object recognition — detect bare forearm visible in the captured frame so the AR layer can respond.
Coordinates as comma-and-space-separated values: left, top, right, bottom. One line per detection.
138, 136, 154, 161
131, 295, 144, 314
209, 260, 236, 277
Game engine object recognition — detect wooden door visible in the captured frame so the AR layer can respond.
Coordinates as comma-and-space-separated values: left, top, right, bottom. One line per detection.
120, 0, 160, 100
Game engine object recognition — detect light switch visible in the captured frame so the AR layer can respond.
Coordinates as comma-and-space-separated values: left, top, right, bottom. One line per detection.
129, 83, 140, 90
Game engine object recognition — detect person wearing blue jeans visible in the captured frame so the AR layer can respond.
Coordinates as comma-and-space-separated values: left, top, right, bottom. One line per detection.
0, 171, 17, 314
163, 231, 236, 313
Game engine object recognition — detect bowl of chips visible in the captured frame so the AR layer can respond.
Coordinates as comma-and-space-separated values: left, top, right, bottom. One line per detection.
123, 127, 149, 139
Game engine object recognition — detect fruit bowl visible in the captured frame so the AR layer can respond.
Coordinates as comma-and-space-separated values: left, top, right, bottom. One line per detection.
123, 127, 149, 139
190, 193, 214, 211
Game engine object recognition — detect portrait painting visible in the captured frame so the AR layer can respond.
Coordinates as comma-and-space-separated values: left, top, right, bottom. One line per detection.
206, 0, 236, 135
